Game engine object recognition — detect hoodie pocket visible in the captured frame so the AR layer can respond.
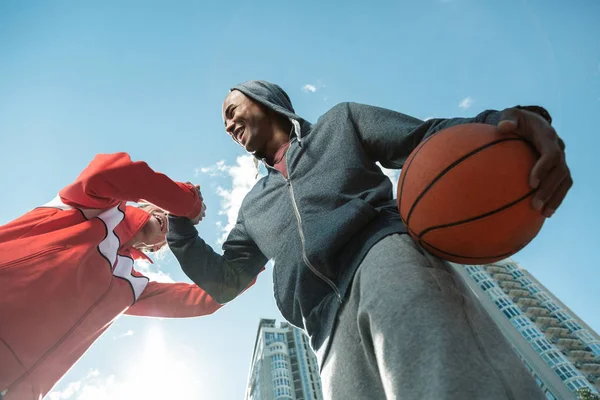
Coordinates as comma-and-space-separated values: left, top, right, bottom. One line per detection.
0, 246, 64, 272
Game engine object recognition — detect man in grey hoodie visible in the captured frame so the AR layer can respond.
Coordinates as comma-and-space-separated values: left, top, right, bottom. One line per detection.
167, 80, 571, 399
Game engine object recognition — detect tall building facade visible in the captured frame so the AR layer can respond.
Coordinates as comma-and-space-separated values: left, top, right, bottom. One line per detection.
451, 259, 600, 399
246, 319, 324, 400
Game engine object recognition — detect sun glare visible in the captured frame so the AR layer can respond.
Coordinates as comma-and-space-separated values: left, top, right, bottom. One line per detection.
111, 326, 201, 399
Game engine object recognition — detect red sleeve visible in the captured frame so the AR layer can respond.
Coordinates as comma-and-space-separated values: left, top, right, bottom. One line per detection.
124, 281, 223, 318
123, 272, 260, 318
59, 152, 201, 218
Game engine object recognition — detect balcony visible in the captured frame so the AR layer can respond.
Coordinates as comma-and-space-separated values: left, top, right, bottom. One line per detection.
567, 350, 596, 362
524, 307, 549, 318
516, 297, 541, 308
508, 288, 530, 298
533, 316, 559, 328
500, 280, 522, 290
556, 337, 582, 349
544, 326, 570, 340
485, 265, 506, 274
587, 374, 599, 383
493, 272, 514, 281
580, 363, 600, 374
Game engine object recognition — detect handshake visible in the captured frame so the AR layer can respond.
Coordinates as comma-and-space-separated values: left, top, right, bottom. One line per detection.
188, 182, 207, 225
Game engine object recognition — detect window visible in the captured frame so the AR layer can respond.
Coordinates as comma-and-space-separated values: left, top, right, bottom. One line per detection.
574, 331, 595, 343
502, 306, 521, 319
512, 270, 524, 278
535, 292, 551, 303
480, 280, 495, 291
545, 302, 560, 313
554, 364, 578, 381
519, 277, 533, 287
587, 343, 600, 356
545, 390, 556, 400
465, 266, 480, 274
495, 298, 512, 309
531, 338, 553, 354
542, 351, 566, 368
522, 327, 543, 341
511, 316, 532, 330
487, 287, 505, 300
566, 378, 589, 392
553, 311, 570, 323
563, 321, 583, 333
528, 285, 541, 295
271, 360, 287, 371
504, 263, 517, 272
534, 375, 543, 387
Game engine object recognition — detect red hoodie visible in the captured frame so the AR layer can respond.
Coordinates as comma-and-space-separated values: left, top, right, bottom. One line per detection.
0, 153, 221, 400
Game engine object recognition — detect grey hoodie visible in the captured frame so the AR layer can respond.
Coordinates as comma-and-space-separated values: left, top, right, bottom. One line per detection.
167, 80, 503, 363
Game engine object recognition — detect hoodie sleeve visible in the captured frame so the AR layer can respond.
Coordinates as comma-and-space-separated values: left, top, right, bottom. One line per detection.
123, 281, 223, 318
345, 102, 503, 169
166, 211, 267, 304
59, 152, 202, 218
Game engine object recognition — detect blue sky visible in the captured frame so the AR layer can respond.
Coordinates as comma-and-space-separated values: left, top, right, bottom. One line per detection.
1, 0, 599, 398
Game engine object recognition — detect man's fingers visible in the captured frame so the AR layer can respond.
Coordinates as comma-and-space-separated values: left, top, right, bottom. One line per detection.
497, 108, 521, 135
542, 173, 573, 218
530, 145, 563, 189
531, 161, 568, 212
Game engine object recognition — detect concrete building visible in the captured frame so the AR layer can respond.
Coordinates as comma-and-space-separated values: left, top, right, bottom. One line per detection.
450, 259, 600, 399
245, 319, 323, 400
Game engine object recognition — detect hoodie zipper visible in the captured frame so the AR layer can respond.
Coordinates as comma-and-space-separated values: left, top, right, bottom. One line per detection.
265, 138, 342, 303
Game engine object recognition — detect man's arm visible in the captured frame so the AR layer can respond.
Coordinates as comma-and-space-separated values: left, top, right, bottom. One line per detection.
346, 102, 503, 169
59, 152, 202, 218
124, 281, 222, 318
167, 212, 267, 304
346, 102, 571, 217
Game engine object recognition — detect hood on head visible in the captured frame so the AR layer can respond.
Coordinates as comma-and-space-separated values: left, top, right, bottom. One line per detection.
230, 80, 312, 140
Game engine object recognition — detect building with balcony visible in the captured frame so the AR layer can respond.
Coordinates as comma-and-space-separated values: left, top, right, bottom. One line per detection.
450, 259, 600, 399
245, 319, 323, 400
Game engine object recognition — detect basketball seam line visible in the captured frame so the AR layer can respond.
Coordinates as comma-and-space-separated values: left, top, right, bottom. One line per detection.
419, 238, 521, 260
417, 189, 537, 238
405, 137, 526, 226
398, 132, 439, 218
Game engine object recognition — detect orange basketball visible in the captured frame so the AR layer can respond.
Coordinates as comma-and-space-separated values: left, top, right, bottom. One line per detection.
397, 123, 545, 265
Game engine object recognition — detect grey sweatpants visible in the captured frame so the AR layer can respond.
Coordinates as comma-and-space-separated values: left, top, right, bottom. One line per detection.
321, 234, 545, 400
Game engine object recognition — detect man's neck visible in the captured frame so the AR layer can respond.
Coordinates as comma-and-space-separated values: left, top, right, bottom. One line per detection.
264, 127, 292, 164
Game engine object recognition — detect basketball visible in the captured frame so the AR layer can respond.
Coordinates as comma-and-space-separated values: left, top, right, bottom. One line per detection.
397, 123, 545, 265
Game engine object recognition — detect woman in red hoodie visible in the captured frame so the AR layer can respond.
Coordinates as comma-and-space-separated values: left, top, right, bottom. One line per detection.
0, 152, 220, 400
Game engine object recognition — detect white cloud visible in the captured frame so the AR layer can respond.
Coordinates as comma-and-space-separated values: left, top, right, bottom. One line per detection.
302, 84, 317, 93
196, 160, 227, 177
458, 96, 474, 110
199, 155, 262, 244
377, 162, 401, 198
422, 115, 435, 121
48, 328, 206, 400
114, 330, 134, 340
134, 260, 175, 283
48, 370, 99, 400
